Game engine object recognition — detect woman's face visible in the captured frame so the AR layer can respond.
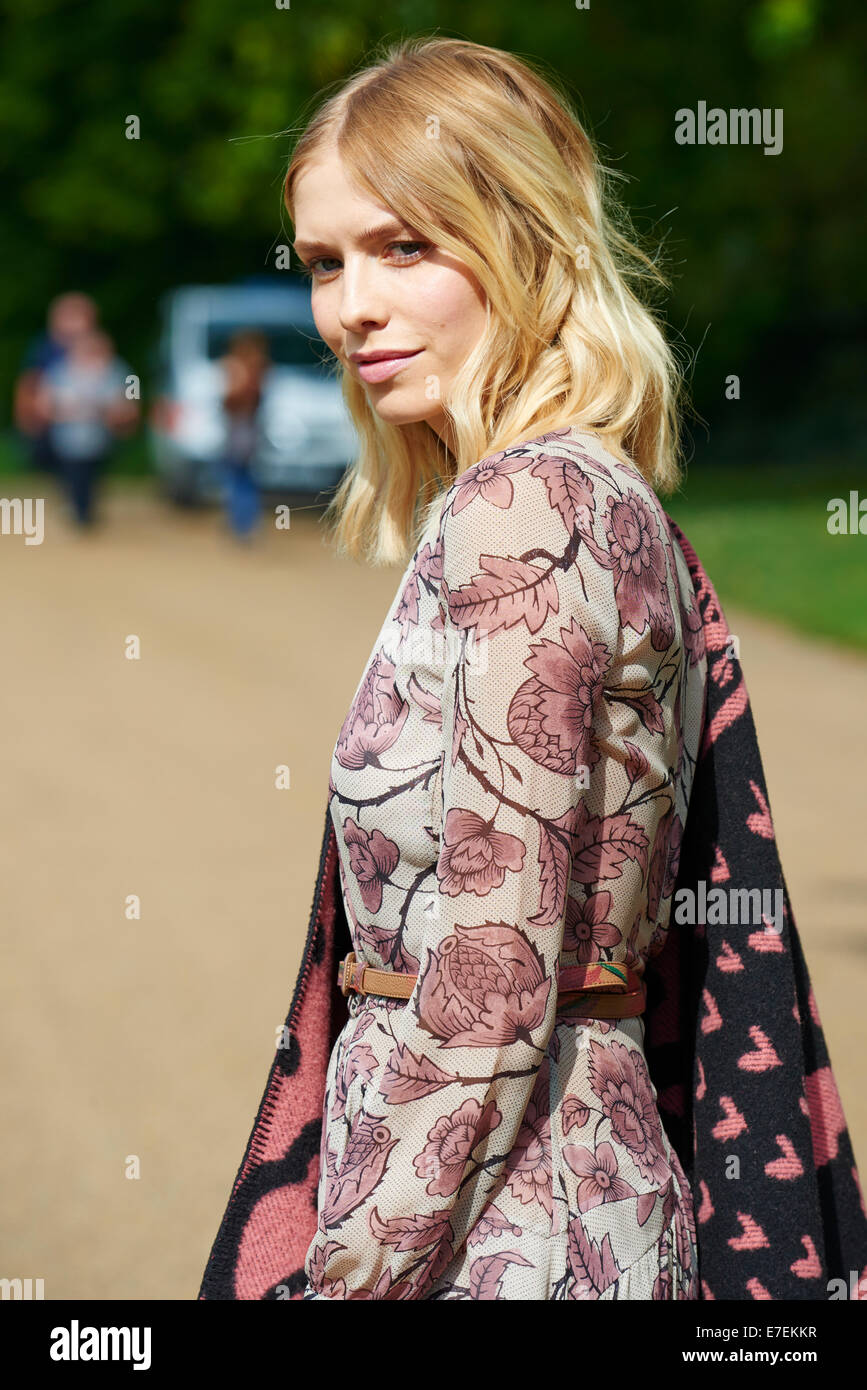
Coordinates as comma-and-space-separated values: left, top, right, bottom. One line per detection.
291, 148, 488, 445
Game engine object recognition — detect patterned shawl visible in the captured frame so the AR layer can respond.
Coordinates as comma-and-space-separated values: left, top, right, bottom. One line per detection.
198, 516, 867, 1301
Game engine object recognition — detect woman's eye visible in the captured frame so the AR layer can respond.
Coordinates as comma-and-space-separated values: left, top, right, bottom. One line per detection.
389, 241, 427, 261
302, 257, 341, 278
300, 241, 428, 280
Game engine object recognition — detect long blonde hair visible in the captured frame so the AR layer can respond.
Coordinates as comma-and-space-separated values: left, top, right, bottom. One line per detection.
283, 35, 692, 566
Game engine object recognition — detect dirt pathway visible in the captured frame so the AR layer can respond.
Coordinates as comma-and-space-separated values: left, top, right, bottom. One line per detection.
0, 480, 864, 1298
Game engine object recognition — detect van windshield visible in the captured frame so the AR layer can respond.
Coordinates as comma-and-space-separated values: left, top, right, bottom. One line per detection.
205, 323, 331, 370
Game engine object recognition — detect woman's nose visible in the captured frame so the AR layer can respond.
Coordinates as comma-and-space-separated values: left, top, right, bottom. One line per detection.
337, 259, 389, 333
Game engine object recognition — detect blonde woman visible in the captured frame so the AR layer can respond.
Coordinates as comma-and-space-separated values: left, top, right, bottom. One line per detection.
199, 35, 867, 1302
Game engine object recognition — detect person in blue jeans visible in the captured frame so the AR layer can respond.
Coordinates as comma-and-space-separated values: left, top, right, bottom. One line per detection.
13, 292, 100, 478
36, 327, 138, 526
218, 330, 270, 541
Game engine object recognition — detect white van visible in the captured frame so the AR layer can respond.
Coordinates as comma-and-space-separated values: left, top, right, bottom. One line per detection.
149, 278, 356, 503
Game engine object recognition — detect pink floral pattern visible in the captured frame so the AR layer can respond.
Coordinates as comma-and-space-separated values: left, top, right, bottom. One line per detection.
303, 426, 707, 1299
436, 808, 526, 897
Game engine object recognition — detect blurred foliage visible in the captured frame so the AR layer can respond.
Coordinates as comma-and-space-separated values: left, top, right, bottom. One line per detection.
0, 0, 864, 462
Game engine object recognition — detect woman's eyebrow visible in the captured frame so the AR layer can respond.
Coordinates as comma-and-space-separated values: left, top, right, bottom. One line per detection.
293, 220, 410, 257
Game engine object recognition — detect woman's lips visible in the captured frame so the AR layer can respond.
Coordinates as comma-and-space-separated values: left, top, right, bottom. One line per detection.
356, 349, 423, 383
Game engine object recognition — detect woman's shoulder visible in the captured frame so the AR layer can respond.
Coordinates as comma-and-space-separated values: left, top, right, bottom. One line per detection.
432, 424, 698, 649
435, 423, 661, 547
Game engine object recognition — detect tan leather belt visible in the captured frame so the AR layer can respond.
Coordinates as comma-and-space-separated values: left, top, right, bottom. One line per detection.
337, 951, 646, 1019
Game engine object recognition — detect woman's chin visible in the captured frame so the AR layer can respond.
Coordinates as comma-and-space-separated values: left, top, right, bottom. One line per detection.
367, 397, 441, 431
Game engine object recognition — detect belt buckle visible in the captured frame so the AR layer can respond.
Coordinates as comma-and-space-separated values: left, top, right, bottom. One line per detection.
338, 951, 357, 997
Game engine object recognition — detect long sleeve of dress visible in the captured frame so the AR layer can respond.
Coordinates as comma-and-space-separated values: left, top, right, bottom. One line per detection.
304, 445, 685, 1300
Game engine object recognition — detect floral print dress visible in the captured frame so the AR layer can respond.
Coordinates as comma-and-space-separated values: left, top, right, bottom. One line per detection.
302, 425, 708, 1300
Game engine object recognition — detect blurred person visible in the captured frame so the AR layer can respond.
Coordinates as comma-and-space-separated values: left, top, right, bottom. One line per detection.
13, 292, 100, 475
217, 329, 270, 541
35, 327, 138, 527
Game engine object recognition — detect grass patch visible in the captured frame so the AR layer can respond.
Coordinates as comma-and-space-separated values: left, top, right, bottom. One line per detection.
0, 430, 152, 478
663, 460, 867, 652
